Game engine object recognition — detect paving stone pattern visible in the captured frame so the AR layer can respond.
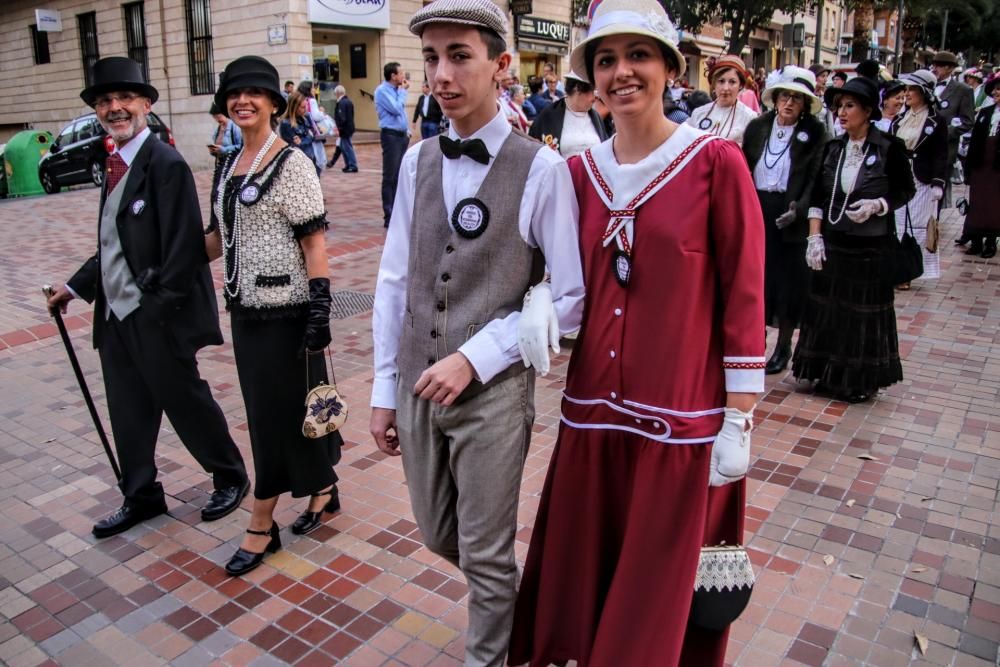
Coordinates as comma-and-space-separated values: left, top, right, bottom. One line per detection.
0, 144, 998, 666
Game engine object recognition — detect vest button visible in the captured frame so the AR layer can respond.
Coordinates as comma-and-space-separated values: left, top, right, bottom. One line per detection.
436, 301, 445, 311
445, 245, 455, 254
441, 273, 451, 282
430, 330, 437, 338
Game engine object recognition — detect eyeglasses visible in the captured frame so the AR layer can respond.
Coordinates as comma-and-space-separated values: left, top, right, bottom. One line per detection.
777, 91, 805, 104
94, 92, 143, 108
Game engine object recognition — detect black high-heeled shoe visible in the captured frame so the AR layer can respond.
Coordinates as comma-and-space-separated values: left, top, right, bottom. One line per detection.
765, 343, 792, 375
291, 486, 340, 535
225, 523, 281, 576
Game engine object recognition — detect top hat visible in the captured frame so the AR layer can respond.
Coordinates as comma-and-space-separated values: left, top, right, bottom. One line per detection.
762, 66, 822, 115
824, 75, 882, 120
931, 51, 959, 66
409, 0, 509, 42
214, 56, 287, 118
80, 57, 159, 107
569, 0, 686, 81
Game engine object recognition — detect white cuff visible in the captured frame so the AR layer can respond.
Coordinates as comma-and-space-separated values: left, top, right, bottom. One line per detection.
723, 357, 766, 393
65, 283, 81, 300
370, 376, 398, 410
457, 340, 507, 384
807, 207, 824, 221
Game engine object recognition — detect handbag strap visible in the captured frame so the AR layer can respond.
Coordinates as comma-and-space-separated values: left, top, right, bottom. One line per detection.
305, 348, 336, 392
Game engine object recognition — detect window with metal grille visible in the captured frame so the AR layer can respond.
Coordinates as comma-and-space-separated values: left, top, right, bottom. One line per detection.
123, 2, 149, 82
30, 25, 51, 65
78, 12, 100, 87
185, 0, 215, 95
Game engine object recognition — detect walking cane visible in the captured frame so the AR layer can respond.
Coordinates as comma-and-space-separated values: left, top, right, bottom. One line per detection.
42, 285, 122, 481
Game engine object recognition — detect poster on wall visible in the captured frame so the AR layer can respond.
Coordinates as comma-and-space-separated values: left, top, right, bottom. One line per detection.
308, 0, 390, 30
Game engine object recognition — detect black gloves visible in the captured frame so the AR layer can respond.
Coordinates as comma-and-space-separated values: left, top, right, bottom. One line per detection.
305, 277, 332, 351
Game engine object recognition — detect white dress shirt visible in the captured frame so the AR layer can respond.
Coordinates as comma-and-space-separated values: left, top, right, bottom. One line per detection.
371, 108, 585, 410
752, 119, 794, 192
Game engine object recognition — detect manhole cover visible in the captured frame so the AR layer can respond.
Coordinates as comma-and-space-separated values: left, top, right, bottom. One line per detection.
331, 290, 375, 320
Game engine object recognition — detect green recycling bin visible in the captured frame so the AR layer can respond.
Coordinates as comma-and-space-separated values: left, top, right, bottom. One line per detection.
3, 130, 53, 197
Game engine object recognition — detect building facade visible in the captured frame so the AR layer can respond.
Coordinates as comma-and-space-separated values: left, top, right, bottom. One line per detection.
0, 0, 570, 171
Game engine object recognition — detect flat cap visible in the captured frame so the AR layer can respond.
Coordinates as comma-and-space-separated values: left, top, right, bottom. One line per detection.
409, 0, 508, 42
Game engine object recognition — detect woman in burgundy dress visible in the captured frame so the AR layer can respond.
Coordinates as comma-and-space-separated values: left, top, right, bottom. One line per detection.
508, 0, 765, 664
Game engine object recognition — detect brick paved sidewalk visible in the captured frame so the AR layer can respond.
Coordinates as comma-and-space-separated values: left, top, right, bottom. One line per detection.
0, 146, 997, 666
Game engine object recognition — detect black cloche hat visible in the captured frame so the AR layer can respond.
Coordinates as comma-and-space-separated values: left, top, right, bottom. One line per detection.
80, 57, 159, 107
214, 56, 287, 118
824, 75, 882, 121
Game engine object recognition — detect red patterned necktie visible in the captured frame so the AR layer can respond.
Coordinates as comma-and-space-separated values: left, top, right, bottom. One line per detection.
106, 152, 128, 192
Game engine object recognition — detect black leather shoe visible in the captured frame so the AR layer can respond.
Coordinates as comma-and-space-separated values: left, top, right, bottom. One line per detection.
982, 244, 997, 259
225, 523, 281, 576
343, 167, 358, 173
967, 243, 984, 255
765, 344, 792, 375
843, 390, 875, 404
291, 487, 340, 535
954, 236, 969, 246
93, 500, 168, 538
201, 479, 250, 522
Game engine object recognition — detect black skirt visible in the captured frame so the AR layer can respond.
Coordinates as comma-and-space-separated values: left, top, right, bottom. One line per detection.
758, 191, 810, 328
231, 314, 342, 499
792, 232, 903, 395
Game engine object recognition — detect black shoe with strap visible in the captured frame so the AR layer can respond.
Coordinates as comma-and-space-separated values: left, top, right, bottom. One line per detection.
225, 522, 281, 576
291, 486, 341, 536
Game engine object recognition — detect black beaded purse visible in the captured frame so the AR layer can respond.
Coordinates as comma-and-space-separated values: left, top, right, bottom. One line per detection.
690, 544, 756, 631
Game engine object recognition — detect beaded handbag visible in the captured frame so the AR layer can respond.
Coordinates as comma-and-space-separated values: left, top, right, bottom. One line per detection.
302, 350, 348, 439
690, 545, 756, 631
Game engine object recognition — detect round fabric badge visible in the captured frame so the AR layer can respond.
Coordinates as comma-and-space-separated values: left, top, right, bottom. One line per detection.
865, 154, 877, 167
924, 126, 934, 135
451, 198, 490, 239
940, 100, 950, 109
698, 118, 712, 130
131, 199, 145, 215
796, 131, 810, 142
612, 250, 631, 288
240, 184, 261, 205
950, 117, 962, 127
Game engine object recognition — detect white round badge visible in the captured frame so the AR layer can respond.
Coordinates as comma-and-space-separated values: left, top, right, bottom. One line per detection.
451, 198, 490, 239
240, 184, 261, 205
924, 126, 934, 135
612, 250, 631, 287
698, 118, 712, 130
797, 131, 810, 142
865, 154, 877, 167
951, 117, 963, 127
131, 199, 145, 215
940, 100, 950, 109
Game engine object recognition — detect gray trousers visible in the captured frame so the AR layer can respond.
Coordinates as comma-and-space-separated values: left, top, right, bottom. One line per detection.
396, 371, 535, 667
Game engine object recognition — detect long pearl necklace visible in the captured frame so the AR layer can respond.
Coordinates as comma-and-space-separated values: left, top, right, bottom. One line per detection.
827, 136, 869, 225
218, 132, 278, 299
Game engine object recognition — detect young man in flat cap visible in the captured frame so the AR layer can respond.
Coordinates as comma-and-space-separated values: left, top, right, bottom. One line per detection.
47, 57, 248, 538
368, 0, 584, 663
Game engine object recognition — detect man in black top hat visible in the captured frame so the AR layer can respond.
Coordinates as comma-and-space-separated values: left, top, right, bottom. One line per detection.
47, 57, 249, 538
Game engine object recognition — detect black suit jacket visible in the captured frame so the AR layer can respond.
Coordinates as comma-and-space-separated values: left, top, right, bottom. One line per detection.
967, 106, 1000, 172
334, 96, 355, 138
743, 111, 829, 241
412, 94, 443, 124
528, 98, 608, 151
889, 108, 948, 188
68, 133, 223, 356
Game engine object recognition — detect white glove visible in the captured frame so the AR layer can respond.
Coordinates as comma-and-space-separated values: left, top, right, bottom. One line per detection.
806, 234, 826, 271
709, 407, 753, 487
517, 282, 560, 376
845, 198, 884, 223
930, 186, 944, 201
774, 202, 797, 230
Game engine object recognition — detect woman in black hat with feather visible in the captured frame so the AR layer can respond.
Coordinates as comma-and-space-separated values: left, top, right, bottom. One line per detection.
792, 74, 915, 403
205, 56, 343, 575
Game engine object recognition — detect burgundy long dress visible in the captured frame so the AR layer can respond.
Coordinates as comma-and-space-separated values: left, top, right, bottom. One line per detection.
508, 124, 765, 666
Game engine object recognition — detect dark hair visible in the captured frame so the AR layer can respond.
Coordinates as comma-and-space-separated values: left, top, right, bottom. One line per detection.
384, 62, 401, 81
832, 71, 849, 82
528, 79, 543, 94
686, 90, 711, 111
284, 80, 294, 87
830, 91, 874, 117
476, 27, 506, 59
584, 39, 680, 91
566, 78, 594, 96
296, 81, 313, 97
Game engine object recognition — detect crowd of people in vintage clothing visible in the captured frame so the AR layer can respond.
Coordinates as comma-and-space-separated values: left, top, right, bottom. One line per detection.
42, 0, 997, 661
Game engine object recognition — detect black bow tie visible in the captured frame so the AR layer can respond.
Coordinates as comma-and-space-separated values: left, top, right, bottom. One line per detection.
439, 135, 491, 164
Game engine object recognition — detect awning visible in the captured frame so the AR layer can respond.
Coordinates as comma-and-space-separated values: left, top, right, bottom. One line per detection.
517, 39, 568, 56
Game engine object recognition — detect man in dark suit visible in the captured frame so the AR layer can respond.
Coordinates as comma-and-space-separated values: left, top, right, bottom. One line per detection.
327, 85, 358, 172
930, 51, 975, 210
412, 80, 443, 139
47, 57, 249, 538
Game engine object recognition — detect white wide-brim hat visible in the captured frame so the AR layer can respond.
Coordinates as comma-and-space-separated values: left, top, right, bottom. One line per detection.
762, 65, 822, 115
569, 0, 686, 81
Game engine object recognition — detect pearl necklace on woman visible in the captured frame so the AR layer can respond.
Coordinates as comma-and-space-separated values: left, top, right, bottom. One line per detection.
828, 136, 870, 225
216, 131, 278, 299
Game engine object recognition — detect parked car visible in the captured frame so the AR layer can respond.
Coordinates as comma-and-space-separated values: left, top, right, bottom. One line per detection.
37, 112, 174, 194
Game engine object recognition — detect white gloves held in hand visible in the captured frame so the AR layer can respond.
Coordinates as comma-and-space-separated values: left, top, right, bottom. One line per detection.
709, 407, 754, 487
845, 198, 885, 224
774, 202, 797, 230
517, 282, 560, 376
806, 234, 826, 271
